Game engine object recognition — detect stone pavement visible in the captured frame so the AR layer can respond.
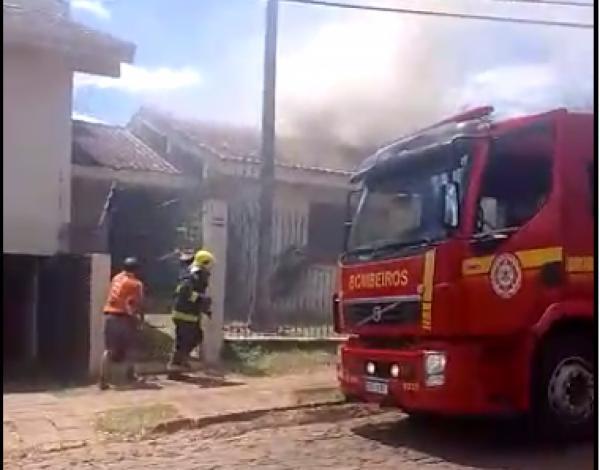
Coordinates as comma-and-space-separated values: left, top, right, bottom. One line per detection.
6, 405, 594, 470
3, 367, 339, 455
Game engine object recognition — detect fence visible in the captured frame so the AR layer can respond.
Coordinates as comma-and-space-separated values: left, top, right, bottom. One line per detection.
225, 200, 338, 337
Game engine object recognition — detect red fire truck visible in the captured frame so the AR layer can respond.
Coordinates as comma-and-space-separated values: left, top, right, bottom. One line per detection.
334, 107, 594, 438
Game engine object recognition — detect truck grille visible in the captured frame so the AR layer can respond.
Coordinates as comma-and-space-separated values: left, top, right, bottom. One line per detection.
344, 300, 421, 328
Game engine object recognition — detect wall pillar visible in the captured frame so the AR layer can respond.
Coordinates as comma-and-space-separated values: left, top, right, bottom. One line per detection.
88, 253, 111, 377
202, 199, 228, 365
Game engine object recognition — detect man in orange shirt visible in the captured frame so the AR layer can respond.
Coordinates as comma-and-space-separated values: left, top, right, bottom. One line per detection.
99, 257, 144, 390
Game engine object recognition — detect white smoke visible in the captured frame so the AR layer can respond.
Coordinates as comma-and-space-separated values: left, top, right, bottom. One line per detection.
276, 0, 593, 166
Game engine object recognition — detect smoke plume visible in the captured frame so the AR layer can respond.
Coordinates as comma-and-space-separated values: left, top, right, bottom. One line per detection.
276, 0, 593, 169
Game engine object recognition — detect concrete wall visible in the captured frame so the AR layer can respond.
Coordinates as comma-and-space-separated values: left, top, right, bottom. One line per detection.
202, 199, 228, 365
89, 254, 111, 377
3, 47, 72, 255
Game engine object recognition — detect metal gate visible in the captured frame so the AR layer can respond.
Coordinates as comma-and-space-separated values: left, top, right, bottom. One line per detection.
225, 201, 337, 337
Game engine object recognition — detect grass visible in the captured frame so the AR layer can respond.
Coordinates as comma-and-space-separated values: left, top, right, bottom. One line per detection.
136, 316, 338, 378
95, 404, 180, 437
222, 343, 336, 377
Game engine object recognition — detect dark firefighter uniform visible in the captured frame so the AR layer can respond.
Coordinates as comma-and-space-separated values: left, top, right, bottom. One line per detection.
168, 250, 214, 370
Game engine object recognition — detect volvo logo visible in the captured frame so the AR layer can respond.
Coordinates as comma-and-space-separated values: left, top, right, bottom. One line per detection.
355, 301, 402, 327
372, 306, 382, 323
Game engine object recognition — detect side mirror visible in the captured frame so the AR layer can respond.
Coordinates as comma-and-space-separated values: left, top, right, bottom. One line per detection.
442, 182, 459, 229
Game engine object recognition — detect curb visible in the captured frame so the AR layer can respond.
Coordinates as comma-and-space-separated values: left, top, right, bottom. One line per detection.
150, 395, 344, 436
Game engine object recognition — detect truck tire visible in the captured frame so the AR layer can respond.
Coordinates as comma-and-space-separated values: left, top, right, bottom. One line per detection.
533, 333, 594, 441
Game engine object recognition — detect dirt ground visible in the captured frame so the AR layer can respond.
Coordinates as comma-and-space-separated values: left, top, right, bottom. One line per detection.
4, 404, 593, 470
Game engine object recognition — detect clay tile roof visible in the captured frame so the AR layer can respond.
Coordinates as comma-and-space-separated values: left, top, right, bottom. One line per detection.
134, 107, 354, 176
72, 120, 180, 174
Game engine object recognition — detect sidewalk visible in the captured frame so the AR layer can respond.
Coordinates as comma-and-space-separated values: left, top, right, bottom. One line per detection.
3, 367, 339, 455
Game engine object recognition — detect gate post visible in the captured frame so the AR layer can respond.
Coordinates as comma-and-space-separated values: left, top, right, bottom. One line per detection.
202, 199, 228, 365
89, 253, 111, 378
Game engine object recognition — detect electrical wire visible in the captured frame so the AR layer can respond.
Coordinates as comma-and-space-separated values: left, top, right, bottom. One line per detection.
280, 0, 594, 28
487, 0, 593, 7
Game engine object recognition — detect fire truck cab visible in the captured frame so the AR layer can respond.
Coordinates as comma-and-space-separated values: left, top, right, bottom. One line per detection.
335, 107, 594, 439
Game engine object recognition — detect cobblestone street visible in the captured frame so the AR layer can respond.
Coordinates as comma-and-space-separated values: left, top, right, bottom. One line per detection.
5, 404, 593, 470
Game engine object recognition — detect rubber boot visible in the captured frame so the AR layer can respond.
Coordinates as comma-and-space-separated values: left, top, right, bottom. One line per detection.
167, 354, 185, 380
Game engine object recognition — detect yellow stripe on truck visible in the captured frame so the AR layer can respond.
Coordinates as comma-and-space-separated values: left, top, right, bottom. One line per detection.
421, 249, 435, 331
462, 256, 493, 276
462, 246, 564, 276
566, 256, 594, 273
516, 247, 562, 269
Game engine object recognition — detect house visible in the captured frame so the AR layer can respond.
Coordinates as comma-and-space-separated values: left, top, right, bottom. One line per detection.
128, 107, 353, 328
70, 119, 195, 294
3, 0, 135, 380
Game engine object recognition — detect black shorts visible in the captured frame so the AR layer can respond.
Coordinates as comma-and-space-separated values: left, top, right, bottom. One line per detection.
104, 313, 135, 362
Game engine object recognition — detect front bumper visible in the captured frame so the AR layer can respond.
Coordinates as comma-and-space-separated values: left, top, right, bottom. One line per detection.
338, 341, 521, 416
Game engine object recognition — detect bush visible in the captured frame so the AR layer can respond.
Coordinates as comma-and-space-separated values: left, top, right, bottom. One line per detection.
222, 342, 335, 377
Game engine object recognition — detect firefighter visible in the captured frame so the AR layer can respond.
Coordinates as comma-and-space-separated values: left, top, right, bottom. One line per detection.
167, 249, 215, 377
99, 257, 144, 390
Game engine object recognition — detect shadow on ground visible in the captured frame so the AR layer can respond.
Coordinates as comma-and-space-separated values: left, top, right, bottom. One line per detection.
352, 415, 594, 470
155, 373, 245, 388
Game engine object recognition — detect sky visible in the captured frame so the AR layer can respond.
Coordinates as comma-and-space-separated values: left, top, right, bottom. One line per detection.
71, 0, 594, 143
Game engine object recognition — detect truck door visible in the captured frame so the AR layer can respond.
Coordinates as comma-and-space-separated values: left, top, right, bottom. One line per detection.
461, 118, 559, 335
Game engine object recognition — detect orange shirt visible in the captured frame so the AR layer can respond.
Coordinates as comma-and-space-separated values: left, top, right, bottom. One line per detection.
103, 271, 144, 315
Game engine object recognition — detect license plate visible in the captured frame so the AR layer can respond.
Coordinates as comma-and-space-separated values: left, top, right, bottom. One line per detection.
365, 379, 388, 395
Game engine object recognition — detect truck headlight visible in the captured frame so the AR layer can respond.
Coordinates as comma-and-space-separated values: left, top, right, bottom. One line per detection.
390, 364, 400, 378
365, 361, 376, 375
424, 351, 446, 387
424, 352, 446, 375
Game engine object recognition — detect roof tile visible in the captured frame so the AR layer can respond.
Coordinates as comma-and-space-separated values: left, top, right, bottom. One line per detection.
72, 120, 180, 175
133, 107, 354, 176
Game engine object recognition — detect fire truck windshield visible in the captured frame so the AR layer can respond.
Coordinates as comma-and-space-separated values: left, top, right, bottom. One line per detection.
347, 153, 469, 258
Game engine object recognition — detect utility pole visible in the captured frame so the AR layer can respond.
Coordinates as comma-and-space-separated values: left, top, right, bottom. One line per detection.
254, 0, 278, 329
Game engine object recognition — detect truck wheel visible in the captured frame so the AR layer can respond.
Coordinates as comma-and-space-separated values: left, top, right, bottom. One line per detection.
533, 334, 594, 441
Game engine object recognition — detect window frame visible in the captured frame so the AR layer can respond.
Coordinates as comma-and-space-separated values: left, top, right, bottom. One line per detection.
472, 138, 554, 236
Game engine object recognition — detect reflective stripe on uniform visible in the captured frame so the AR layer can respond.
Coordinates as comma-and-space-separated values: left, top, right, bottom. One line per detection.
172, 310, 199, 323
189, 291, 200, 302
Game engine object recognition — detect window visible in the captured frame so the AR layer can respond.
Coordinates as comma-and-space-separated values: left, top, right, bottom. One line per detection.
307, 203, 346, 263
476, 151, 551, 234
349, 152, 471, 254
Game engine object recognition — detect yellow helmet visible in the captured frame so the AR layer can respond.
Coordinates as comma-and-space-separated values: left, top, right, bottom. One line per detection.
192, 249, 215, 270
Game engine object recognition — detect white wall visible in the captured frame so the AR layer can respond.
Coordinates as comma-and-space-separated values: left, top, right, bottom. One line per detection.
89, 253, 111, 377
202, 199, 228, 365
3, 47, 72, 255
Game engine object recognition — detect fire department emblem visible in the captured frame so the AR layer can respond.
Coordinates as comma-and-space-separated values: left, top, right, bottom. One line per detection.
490, 253, 522, 299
